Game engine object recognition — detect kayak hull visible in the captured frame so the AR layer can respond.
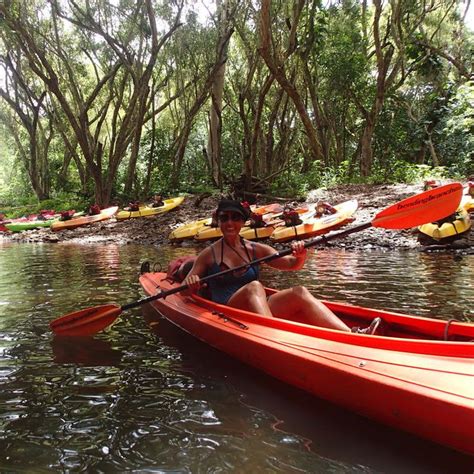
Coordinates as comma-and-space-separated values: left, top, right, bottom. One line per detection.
418, 208, 471, 241
116, 197, 184, 220
6, 219, 55, 232
139, 272, 474, 455
194, 204, 283, 241
270, 200, 358, 243
51, 207, 118, 231
239, 206, 313, 240
238, 225, 277, 240
169, 217, 212, 241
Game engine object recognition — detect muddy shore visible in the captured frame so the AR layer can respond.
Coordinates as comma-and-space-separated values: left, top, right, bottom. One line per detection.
1, 183, 472, 253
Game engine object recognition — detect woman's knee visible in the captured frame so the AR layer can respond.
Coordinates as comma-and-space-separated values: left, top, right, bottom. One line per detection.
292, 285, 312, 300
245, 280, 266, 296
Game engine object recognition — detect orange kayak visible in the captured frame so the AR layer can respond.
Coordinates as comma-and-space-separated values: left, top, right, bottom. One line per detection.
139, 272, 474, 455
51, 206, 118, 231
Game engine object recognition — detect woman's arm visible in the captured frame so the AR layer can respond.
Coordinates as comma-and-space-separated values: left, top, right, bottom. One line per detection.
182, 248, 211, 293
255, 241, 307, 271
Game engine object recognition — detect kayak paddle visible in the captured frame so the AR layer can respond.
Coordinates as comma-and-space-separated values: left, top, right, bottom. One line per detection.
50, 182, 463, 336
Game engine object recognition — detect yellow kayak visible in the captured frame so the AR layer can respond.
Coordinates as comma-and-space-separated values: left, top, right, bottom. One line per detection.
418, 206, 471, 241
116, 197, 184, 221
461, 193, 474, 213
194, 203, 283, 241
238, 225, 277, 240
169, 217, 212, 242
270, 200, 358, 243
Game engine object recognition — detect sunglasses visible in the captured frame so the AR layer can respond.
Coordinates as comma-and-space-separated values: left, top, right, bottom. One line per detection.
218, 212, 245, 222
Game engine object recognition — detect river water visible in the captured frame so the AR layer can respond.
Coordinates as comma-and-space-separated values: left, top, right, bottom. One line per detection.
0, 242, 472, 472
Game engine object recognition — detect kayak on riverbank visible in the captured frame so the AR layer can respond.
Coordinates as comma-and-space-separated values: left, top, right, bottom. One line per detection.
51, 206, 118, 231
6, 217, 57, 232
418, 194, 473, 242
1, 183, 473, 251
418, 209, 471, 242
169, 217, 212, 242
116, 196, 184, 221
270, 199, 358, 243
139, 271, 474, 456
4, 210, 83, 232
193, 203, 283, 241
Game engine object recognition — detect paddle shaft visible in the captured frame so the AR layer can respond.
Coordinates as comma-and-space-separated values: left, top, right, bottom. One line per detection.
122, 221, 372, 311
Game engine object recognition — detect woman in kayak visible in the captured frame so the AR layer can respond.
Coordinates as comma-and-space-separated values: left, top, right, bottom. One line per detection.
184, 199, 380, 334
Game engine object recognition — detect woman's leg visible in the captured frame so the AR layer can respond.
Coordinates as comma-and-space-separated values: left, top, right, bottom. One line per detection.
268, 286, 351, 331
227, 280, 273, 317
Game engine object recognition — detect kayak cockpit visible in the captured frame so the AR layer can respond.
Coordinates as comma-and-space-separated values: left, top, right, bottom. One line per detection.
140, 273, 474, 358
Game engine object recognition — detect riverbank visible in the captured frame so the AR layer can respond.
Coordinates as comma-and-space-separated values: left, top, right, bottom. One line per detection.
1, 183, 472, 253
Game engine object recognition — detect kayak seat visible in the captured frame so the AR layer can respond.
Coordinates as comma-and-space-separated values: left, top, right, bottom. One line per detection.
351, 317, 382, 335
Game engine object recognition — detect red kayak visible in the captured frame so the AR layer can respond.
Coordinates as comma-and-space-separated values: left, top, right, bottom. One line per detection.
139, 272, 474, 456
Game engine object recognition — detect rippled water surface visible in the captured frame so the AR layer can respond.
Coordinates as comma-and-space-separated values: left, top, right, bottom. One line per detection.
0, 242, 473, 472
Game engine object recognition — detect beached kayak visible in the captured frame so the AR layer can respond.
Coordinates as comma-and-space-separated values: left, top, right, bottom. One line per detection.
270, 200, 358, 243
51, 206, 118, 231
116, 196, 184, 221
5, 211, 85, 232
461, 193, 474, 213
418, 197, 472, 241
169, 217, 213, 242
194, 203, 283, 241
139, 271, 474, 455
237, 223, 279, 240
170, 204, 283, 242
6, 218, 57, 232
239, 206, 313, 240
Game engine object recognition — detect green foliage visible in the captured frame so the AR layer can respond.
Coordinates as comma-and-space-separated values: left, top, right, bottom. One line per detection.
368, 162, 450, 184
270, 160, 353, 197
176, 125, 213, 193
0, 128, 31, 203
0, 192, 89, 219
435, 82, 474, 176
269, 160, 455, 197
0, 0, 472, 206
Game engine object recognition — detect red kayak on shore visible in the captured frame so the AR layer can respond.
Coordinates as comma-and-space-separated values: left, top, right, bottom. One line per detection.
139, 272, 474, 456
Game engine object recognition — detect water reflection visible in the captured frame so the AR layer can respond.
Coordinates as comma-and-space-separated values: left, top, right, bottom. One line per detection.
51, 337, 123, 366
262, 248, 473, 322
143, 309, 474, 473
0, 242, 472, 472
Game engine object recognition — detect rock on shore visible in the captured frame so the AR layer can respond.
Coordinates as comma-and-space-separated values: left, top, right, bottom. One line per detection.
1, 184, 472, 253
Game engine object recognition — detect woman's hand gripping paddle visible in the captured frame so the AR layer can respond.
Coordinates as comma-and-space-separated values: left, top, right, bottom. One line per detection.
50, 182, 463, 337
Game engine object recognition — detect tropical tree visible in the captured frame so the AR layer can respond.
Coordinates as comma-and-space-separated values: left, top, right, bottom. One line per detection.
0, 0, 183, 205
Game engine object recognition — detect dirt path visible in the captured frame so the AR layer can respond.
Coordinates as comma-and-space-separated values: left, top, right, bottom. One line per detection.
1, 184, 472, 253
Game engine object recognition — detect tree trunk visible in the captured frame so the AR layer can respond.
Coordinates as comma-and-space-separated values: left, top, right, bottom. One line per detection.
360, 118, 375, 177
123, 90, 148, 197
144, 95, 157, 197
206, 0, 232, 190
258, 0, 324, 163
358, 0, 394, 177
170, 29, 234, 188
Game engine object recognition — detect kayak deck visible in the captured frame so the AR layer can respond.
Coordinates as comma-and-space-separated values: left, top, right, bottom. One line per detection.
270, 200, 358, 242
116, 196, 184, 220
139, 272, 474, 455
51, 206, 118, 231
